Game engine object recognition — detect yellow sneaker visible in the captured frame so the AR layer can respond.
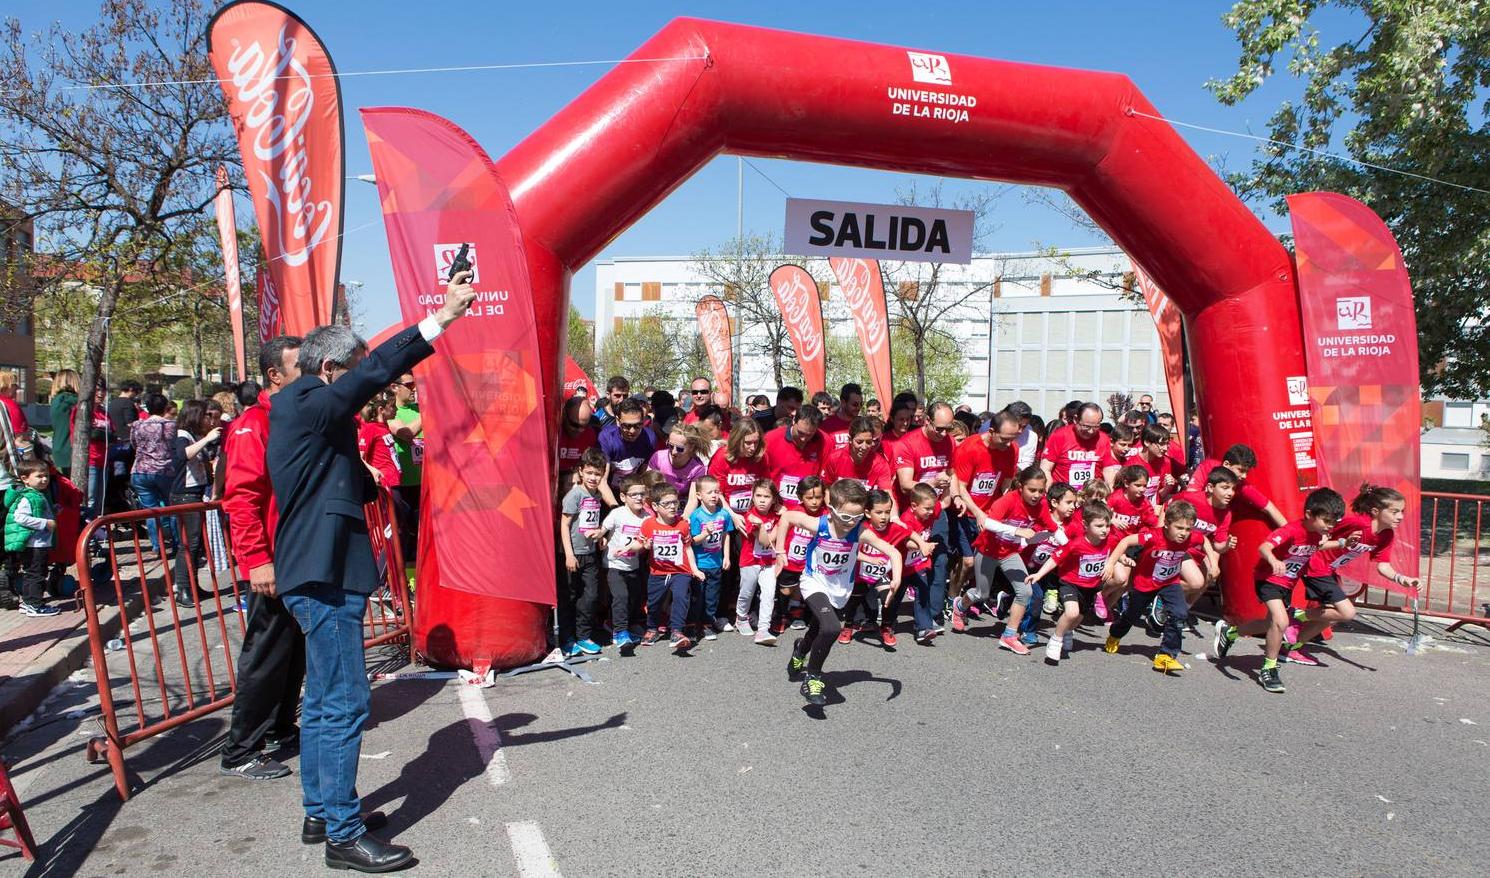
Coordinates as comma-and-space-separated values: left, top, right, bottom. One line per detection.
1153, 654, 1184, 674
1103, 636, 1120, 654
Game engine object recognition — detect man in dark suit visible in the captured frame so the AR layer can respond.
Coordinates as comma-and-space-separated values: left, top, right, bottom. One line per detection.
268, 273, 476, 872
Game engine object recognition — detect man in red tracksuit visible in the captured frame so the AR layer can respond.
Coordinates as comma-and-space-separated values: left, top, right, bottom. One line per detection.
218, 335, 312, 782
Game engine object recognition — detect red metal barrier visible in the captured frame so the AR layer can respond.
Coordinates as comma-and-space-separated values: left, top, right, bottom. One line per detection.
1348, 490, 1488, 631
74, 490, 411, 802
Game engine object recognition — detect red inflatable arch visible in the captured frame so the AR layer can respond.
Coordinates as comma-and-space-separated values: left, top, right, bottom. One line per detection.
422, 17, 1306, 668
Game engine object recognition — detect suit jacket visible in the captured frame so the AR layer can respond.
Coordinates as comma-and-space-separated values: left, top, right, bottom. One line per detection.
268, 325, 435, 595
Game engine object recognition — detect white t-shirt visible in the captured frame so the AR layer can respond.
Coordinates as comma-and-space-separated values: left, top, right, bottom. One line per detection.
602, 506, 648, 572
1014, 424, 1037, 470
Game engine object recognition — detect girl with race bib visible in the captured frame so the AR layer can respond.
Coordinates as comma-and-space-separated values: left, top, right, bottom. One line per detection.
899, 483, 946, 645
1018, 481, 1078, 639
758, 476, 827, 637
842, 488, 928, 647
734, 479, 782, 643
778, 479, 902, 706
958, 465, 1049, 655
1026, 502, 1119, 664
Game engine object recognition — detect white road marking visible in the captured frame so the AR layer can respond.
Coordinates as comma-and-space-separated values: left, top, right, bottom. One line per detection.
457, 683, 510, 786
505, 821, 562, 877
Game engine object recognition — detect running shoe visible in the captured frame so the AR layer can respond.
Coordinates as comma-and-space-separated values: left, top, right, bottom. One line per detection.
1093, 591, 1108, 621
561, 641, 581, 658
1043, 638, 1062, 665
19, 602, 61, 617
574, 639, 602, 655
1152, 654, 1184, 674
965, 600, 984, 619
769, 618, 787, 636
1258, 667, 1285, 694
950, 598, 967, 633
836, 625, 855, 644
1284, 622, 1301, 648
1042, 589, 1060, 615
879, 626, 897, 647
1212, 622, 1235, 660
640, 630, 661, 647
219, 754, 291, 781
1103, 635, 1121, 654
998, 634, 1030, 655
787, 644, 808, 681
703, 628, 718, 642
789, 618, 807, 631
801, 674, 827, 706
1019, 631, 1039, 647
735, 618, 755, 637
716, 617, 735, 633
670, 632, 693, 652
1283, 649, 1320, 667
754, 630, 779, 646
914, 629, 935, 645
617, 632, 638, 656
994, 592, 1012, 619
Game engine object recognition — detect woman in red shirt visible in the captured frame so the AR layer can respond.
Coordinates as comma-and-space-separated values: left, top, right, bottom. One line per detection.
707, 417, 770, 525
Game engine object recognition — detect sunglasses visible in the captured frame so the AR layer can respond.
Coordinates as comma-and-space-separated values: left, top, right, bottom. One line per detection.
930, 424, 955, 434
827, 503, 864, 525
399, 382, 416, 389
691, 389, 710, 396
669, 444, 689, 454
618, 422, 643, 431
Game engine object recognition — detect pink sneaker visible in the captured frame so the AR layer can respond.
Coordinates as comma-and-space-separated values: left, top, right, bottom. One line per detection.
1093, 592, 1109, 621
965, 601, 984, 619
1284, 621, 1301, 646
998, 634, 1030, 655
1283, 649, 1320, 667
950, 599, 967, 633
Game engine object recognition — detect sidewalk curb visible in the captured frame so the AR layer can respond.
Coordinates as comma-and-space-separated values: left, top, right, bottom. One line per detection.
0, 591, 146, 738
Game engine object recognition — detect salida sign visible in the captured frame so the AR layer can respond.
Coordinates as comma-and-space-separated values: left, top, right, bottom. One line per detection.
784, 197, 974, 264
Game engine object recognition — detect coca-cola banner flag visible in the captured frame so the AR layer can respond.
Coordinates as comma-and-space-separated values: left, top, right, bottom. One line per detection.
209, 1, 344, 335
214, 165, 247, 380
256, 264, 281, 344
1289, 191, 1421, 592
1133, 262, 1185, 427
362, 107, 555, 611
695, 295, 734, 402
829, 257, 894, 407
768, 265, 826, 395
563, 355, 596, 400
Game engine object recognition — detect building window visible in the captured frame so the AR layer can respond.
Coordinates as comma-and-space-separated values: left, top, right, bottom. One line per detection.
1441, 452, 1470, 471
1442, 402, 1472, 428
614, 282, 625, 301
641, 282, 662, 301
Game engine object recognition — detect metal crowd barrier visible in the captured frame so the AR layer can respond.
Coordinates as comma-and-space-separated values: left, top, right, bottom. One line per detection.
1347, 490, 1488, 632
73, 489, 412, 802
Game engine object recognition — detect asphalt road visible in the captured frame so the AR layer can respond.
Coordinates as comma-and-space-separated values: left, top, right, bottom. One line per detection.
3, 613, 1488, 877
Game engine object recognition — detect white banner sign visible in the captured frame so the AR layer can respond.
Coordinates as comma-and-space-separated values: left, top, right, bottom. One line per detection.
785, 197, 974, 264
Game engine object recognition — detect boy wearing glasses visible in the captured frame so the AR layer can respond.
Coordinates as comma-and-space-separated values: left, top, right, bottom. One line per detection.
640, 484, 705, 652
600, 475, 651, 655
1040, 401, 1111, 491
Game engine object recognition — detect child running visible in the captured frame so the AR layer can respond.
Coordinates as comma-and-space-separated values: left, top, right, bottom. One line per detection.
778, 479, 903, 706
735, 479, 782, 643
640, 483, 705, 653
899, 483, 946, 644
1021, 481, 1078, 636
599, 474, 650, 656
688, 475, 734, 639
1102, 500, 1207, 674
1212, 487, 1350, 692
759, 476, 827, 637
1026, 501, 1118, 663
957, 465, 1049, 654
842, 488, 926, 646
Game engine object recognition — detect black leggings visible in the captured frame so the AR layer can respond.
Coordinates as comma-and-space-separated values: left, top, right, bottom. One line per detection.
792, 591, 843, 673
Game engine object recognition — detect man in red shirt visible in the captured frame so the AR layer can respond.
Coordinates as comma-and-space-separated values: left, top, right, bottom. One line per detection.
1040, 402, 1110, 491
949, 410, 1021, 584
893, 401, 957, 510
764, 406, 826, 508
219, 335, 316, 784
819, 382, 863, 455
681, 377, 712, 424
556, 396, 597, 489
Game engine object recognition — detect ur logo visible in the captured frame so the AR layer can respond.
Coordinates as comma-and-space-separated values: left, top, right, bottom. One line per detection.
433, 242, 480, 285
1335, 296, 1371, 330
907, 52, 952, 85
1286, 375, 1309, 406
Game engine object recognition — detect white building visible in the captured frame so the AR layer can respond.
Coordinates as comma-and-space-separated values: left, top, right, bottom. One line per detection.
593, 246, 1172, 416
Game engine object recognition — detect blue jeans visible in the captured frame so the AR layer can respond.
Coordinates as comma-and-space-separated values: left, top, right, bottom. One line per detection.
647, 573, 693, 632
130, 472, 176, 552
910, 511, 952, 631
693, 568, 723, 624
283, 583, 371, 844
87, 465, 105, 518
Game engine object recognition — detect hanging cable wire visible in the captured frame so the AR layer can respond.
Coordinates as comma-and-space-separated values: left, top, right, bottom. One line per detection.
64, 55, 707, 91
741, 158, 792, 199
1125, 108, 1490, 196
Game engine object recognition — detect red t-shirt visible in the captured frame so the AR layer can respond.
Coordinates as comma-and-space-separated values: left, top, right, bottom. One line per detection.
1108, 491, 1159, 539
764, 426, 826, 508
952, 434, 1018, 516
1130, 527, 1206, 592
893, 428, 956, 504
1256, 520, 1324, 586
898, 506, 938, 573
1176, 489, 1231, 547
1040, 427, 1110, 489
822, 446, 894, 493
974, 490, 1044, 559
556, 425, 598, 477
820, 413, 854, 455
1191, 459, 1270, 515
357, 420, 402, 488
642, 516, 693, 575
1307, 511, 1395, 577
1023, 508, 1078, 569
707, 447, 772, 514
739, 508, 781, 568
856, 520, 910, 584
1131, 450, 1182, 501
1048, 532, 1118, 587
1098, 444, 1138, 472
782, 519, 817, 573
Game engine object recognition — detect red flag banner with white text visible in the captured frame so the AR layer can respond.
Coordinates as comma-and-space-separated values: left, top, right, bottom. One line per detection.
829, 258, 894, 407
362, 107, 555, 610
1133, 262, 1186, 427
209, 1, 344, 334
768, 265, 826, 396
563, 355, 596, 400
695, 295, 734, 401
1289, 191, 1421, 590
256, 265, 280, 344
214, 165, 247, 380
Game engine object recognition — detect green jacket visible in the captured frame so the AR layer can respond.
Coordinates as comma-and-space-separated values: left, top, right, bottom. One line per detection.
5, 485, 52, 552
50, 390, 78, 469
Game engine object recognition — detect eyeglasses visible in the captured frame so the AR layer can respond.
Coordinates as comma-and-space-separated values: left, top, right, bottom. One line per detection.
625, 491, 647, 499
828, 503, 864, 526
1137, 402, 1152, 408
656, 500, 679, 508
618, 421, 643, 432
399, 382, 416, 389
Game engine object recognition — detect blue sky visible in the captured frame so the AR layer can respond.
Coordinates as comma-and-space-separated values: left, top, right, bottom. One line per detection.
12, 0, 1351, 330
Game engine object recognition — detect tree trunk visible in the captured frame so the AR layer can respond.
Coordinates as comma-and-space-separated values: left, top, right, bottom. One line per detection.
914, 334, 928, 401
69, 279, 122, 495
191, 305, 205, 398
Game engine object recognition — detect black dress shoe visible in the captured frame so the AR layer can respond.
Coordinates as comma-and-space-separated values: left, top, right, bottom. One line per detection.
302, 810, 388, 844
324, 832, 412, 872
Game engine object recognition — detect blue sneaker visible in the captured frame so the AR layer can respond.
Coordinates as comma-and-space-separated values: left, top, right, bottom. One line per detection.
612, 631, 632, 647
562, 641, 581, 658
1019, 631, 1039, 646
575, 639, 602, 655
